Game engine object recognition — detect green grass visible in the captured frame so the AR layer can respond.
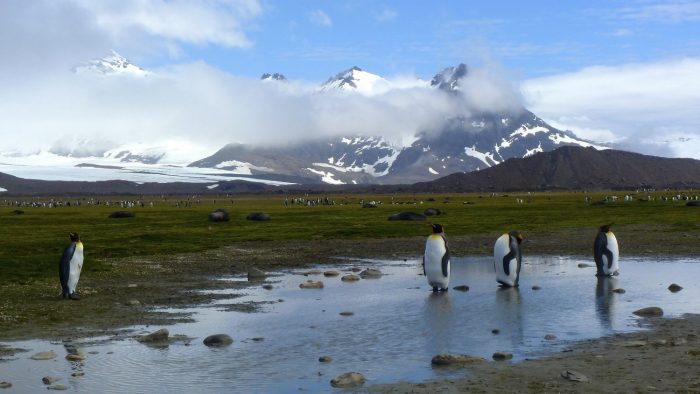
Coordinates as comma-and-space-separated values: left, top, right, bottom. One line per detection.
1, 191, 697, 283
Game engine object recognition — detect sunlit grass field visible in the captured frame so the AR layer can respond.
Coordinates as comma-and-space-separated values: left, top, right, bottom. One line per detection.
1, 191, 698, 283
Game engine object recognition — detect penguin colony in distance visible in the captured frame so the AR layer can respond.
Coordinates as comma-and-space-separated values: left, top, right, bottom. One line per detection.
594, 224, 619, 276
59, 232, 84, 300
423, 223, 450, 292
493, 230, 524, 287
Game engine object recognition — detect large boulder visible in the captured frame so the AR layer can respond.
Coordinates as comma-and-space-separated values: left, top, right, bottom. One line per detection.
109, 211, 135, 218
388, 212, 427, 221
246, 212, 271, 221
137, 328, 169, 343
203, 334, 233, 347
360, 268, 383, 279
208, 209, 230, 222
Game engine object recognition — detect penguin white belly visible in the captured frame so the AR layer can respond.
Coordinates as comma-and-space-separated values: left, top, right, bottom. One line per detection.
67, 244, 84, 294
603, 232, 619, 275
494, 234, 517, 286
424, 235, 449, 289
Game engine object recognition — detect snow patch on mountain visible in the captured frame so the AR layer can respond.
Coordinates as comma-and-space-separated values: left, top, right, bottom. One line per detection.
306, 168, 345, 184
465, 146, 501, 167
214, 160, 274, 174
73, 50, 148, 77
320, 67, 391, 95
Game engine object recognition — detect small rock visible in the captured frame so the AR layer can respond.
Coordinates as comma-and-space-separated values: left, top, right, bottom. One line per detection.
453, 285, 469, 292
0, 381, 11, 389
622, 340, 647, 347
341, 275, 360, 282
126, 300, 141, 306
299, 281, 324, 289
492, 352, 513, 361
491, 329, 500, 335
318, 356, 332, 363
127, 284, 138, 288
203, 334, 233, 347
42, 377, 60, 385
88, 351, 99, 354
66, 353, 86, 361
612, 288, 626, 294
47, 384, 69, 391
302, 270, 322, 276
330, 372, 365, 388
561, 370, 589, 383
251, 337, 264, 342
137, 328, 169, 343
262, 284, 273, 290
577, 263, 594, 268
650, 339, 667, 346
339, 311, 354, 316
431, 353, 486, 366
71, 372, 85, 377
360, 268, 382, 279
30, 351, 56, 360
248, 267, 267, 281
633, 307, 664, 317
544, 334, 557, 340
531, 285, 541, 290
670, 337, 687, 346
668, 283, 683, 293
350, 267, 362, 272
323, 271, 339, 277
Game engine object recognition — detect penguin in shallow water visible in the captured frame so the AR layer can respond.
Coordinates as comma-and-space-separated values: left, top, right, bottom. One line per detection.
423, 223, 450, 292
59, 232, 84, 300
493, 231, 524, 287
594, 224, 619, 276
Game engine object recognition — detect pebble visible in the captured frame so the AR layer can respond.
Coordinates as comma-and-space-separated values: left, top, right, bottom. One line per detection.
561, 370, 589, 383
66, 353, 86, 361
612, 288, 626, 294
492, 352, 513, 361
318, 356, 332, 363
127, 284, 138, 288
359, 268, 383, 279
323, 271, 339, 277
126, 300, 141, 306
431, 353, 486, 366
577, 263, 594, 268
299, 281, 324, 289
453, 285, 469, 292
350, 267, 362, 272
622, 340, 647, 347
531, 285, 541, 290
47, 385, 69, 391
42, 377, 60, 385
339, 311, 354, 316
670, 337, 687, 346
544, 334, 557, 340
341, 275, 360, 282
251, 337, 265, 342
262, 284, 273, 290
71, 372, 85, 377
633, 307, 664, 317
330, 372, 365, 388
491, 329, 500, 335
30, 351, 56, 360
668, 283, 683, 292
0, 381, 11, 389
203, 334, 234, 347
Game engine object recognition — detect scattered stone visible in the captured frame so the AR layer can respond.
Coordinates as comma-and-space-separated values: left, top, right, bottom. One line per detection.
339, 311, 354, 316
319, 356, 332, 363
341, 275, 360, 282
491, 329, 500, 335
42, 377, 60, 385
453, 285, 469, 292
246, 212, 271, 221
262, 284, 273, 290
208, 209, 230, 222
577, 263, 594, 268
544, 334, 557, 340
71, 372, 85, 377
137, 328, 169, 343
633, 307, 664, 317
247, 267, 266, 281
203, 334, 233, 347
88, 351, 99, 355
622, 340, 647, 347
560, 370, 589, 383
30, 351, 56, 360
650, 339, 668, 346
531, 285, 541, 290
108, 211, 134, 219
299, 281, 324, 289
670, 337, 687, 346
323, 271, 339, 277
350, 267, 362, 272
431, 353, 486, 366
388, 212, 427, 221
423, 208, 442, 216
330, 372, 366, 388
360, 268, 383, 279
492, 352, 513, 361
127, 284, 138, 288
0, 381, 11, 389
302, 270, 322, 276
251, 337, 264, 342
668, 283, 683, 292
47, 384, 69, 390
66, 352, 86, 361
612, 288, 626, 294
125, 300, 141, 306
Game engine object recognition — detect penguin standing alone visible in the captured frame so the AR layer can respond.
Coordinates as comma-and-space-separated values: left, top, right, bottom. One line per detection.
423, 223, 450, 292
594, 224, 619, 276
59, 232, 84, 300
493, 231, 524, 287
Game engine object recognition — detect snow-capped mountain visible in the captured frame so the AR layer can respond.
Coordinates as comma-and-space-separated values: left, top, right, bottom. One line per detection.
73, 50, 148, 77
261, 73, 287, 81
319, 66, 392, 95
430, 63, 468, 91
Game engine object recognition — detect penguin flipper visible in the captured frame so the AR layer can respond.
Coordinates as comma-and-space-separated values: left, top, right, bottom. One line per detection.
593, 232, 608, 275
441, 235, 450, 278
59, 243, 76, 294
422, 255, 426, 276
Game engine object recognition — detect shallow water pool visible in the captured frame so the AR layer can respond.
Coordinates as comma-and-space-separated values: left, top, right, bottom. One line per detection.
2, 256, 699, 392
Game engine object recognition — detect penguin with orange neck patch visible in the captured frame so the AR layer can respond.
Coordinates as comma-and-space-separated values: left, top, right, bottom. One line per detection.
59, 232, 84, 300
423, 223, 450, 292
493, 230, 524, 287
594, 224, 619, 276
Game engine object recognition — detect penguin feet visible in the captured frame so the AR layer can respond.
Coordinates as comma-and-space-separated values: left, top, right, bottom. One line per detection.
69, 293, 81, 300
432, 286, 439, 293
440, 287, 448, 292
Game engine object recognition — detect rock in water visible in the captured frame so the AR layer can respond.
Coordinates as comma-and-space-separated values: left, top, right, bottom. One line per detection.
561, 370, 589, 383
341, 275, 360, 282
203, 334, 233, 347
30, 351, 56, 360
330, 372, 365, 388
531, 285, 541, 290
262, 284, 273, 290
339, 311, 354, 316
42, 377, 60, 385
299, 281, 324, 289
453, 285, 469, 292
208, 209, 230, 222
247, 267, 266, 281
612, 288, 626, 294
137, 328, 169, 343
318, 356, 332, 363
47, 384, 69, 391
323, 271, 339, 277
492, 352, 513, 361
65, 352, 86, 361
0, 381, 12, 389
431, 353, 486, 366
544, 334, 557, 340
668, 283, 683, 292
360, 268, 382, 279
577, 263, 594, 268
633, 307, 664, 317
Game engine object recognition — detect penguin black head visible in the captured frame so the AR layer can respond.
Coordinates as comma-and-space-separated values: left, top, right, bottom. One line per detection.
599, 223, 613, 233
431, 223, 444, 234
509, 230, 524, 244
69, 232, 80, 242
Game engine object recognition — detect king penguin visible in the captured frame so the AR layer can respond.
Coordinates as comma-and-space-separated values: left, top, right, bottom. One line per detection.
59, 232, 84, 300
423, 223, 450, 292
493, 231, 524, 287
594, 224, 619, 276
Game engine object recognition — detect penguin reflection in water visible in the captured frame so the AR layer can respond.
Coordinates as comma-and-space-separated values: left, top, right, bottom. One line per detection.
59, 233, 84, 300
493, 231, 524, 287
423, 223, 450, 292
594, 224, 619, 277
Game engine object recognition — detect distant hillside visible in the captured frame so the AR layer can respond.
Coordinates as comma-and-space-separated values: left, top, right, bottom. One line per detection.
410, 146, 700, 192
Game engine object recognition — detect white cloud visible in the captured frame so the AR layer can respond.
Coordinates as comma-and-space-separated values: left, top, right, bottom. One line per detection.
521, 57, 700, 158
309, 9, 332, 27
620, 0, 700, 23
374, 7, 397, 22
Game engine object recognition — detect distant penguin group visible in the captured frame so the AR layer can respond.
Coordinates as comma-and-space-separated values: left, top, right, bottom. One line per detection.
59, 232, 84, 300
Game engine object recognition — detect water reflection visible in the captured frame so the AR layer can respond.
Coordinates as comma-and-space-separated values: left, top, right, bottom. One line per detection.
595, 277, 618, 330
495, 287, 524, 346
424, 293, 453, 353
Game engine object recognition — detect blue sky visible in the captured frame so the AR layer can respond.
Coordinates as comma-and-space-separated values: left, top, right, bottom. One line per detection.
1, 0, 700, 158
